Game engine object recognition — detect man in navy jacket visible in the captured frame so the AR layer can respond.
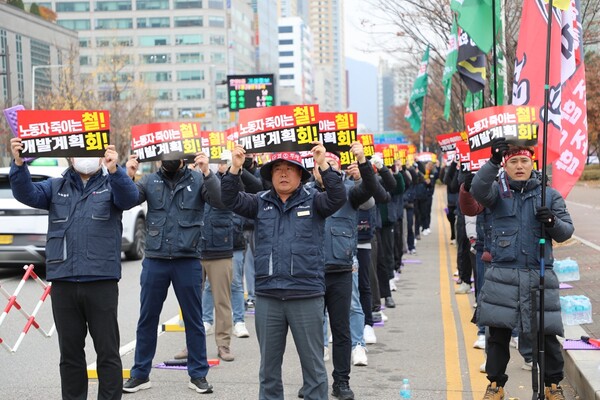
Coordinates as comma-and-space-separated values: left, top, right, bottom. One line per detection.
221, 142, 346, 400
9, 137, 138, 400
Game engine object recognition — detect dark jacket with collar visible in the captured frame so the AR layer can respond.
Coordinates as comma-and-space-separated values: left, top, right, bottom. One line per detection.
221, 166, 346, 299
9, 163, 138, 281
135, 167, 223, 259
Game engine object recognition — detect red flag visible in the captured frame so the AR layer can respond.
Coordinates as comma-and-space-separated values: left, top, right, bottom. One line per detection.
512, 0, 587, 198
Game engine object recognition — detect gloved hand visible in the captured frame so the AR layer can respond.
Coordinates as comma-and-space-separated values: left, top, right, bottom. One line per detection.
535, 206, 556, 227
463, 172, 475, 191
490, 137, 510, 164
371, 154, 384, 170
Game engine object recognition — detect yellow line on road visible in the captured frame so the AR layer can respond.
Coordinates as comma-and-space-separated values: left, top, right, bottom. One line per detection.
437, 193, 463, 400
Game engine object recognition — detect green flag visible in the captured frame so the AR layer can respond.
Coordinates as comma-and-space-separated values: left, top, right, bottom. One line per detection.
451, 0, 499, 53
443, 17, 458, 120
404, 46, 430, 133
464, 90, 483, 113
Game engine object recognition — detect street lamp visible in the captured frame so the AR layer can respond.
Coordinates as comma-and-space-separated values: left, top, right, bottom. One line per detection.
31, 64, 65, 110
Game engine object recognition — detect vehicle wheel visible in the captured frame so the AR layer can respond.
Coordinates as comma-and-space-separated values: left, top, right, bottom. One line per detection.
125, 217, 146, 260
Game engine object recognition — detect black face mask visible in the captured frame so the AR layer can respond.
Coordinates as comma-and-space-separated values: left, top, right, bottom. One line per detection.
161, 160, 182, 173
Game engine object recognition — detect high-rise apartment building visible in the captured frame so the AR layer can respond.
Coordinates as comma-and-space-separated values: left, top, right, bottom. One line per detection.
307, 0, 346, 112
378, 59, 411, 132
251, 0, 279, 76
278, 16, 313, 105
32, 0, 256, 129
0, 3, 78, 108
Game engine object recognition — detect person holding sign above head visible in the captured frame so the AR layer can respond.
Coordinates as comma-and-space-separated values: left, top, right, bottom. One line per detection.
471, 138, 574, 400
123, 153, 224, 395
221, 142, 347, 400
8, 137, 139, 400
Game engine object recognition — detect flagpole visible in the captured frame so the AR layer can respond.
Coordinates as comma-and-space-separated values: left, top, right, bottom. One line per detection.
420, 94, 428, 153
492, 0, 499, 106
536, 0, 554, 398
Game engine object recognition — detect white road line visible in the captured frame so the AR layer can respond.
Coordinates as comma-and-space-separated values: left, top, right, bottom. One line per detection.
573, 234, 600, 252
566, 200, 600, 210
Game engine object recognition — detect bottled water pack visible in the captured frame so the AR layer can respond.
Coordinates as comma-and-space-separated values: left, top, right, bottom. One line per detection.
554, 258, 580, 282
560, 295, 593, 326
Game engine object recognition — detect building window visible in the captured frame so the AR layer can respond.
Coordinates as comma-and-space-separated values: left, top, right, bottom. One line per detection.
279, 51, 293, 57
174, 16, 203, 27
96, 37, 133, 47
79, 56, 91, 66
155, 108, 173, 118
176, 34, 203, 45
152, 89, 173, 100
79, 38, 91, 47
179, 108, 204, 118
143, 72, 171, 82
279, 62, 294, 68
177, 88, 205, 100
210, 52, 225, 63
137, 17, 170, 28
141, 54, 170, 64
57, 19, 91, 30
56, 1, 90, 11
174, 0, 202, 8
278, 26, 293, 33
177, 70, 204, 81
279, 39, 293, 45
280, 74, 294, 80
208, 0, 223, 8
96, 18, 133, 30
209, 35, 224, 45
95, 1, 132, 11
136, 0, 169, 9
176, 53, 203, 63
139, 36, 169, 46
208, 16, 224, 28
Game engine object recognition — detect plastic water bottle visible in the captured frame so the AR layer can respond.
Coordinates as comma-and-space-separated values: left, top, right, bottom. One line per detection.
400, 378, 411, 399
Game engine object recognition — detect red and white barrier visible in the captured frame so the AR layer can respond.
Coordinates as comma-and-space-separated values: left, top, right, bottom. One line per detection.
0, 264, 55, 353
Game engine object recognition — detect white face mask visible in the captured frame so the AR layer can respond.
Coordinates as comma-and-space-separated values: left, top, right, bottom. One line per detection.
72, 157, 101, 175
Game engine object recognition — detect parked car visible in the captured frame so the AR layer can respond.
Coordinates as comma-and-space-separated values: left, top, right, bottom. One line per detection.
0, 162, 146, 269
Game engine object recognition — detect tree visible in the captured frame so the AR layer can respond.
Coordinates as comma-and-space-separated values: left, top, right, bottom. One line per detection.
586, 51, 600, 160
29, 2, 40, 15
7, 0, 25, 10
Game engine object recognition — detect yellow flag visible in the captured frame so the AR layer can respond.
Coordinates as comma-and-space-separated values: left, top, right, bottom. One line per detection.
544, 0, 570, 10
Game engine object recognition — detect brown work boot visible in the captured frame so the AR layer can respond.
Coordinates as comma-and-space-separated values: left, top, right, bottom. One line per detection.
482, 382, 504, 400
218, 345, 234, 362
544, 384, 565, 400
173, 347, 188, 359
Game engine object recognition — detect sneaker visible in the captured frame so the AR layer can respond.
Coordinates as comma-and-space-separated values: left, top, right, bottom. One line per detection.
380, 310, 388, 322
217, 345, 234, 362
323, 346, 330, 361
188, 377, 213, 394
393, 270, 402, 282
510, 336, 519, 349
332, 381, 354, 400
455, 282, 471, 294
415, 235, 421, 241
297, 386, 305, 398
363, 325, 377, 344
453, 270, 459, 276
450, 239, 456, 245
233, 322, 250, 338
410, 249, 417, 255
173, 347, 188, 359
246, 299, 255, 309
473, 335, 486, 349
352, 344, 368, 366
423, 228, 431, 235
204, 321, 214, 335
371, 312, 382, 324
329, 335, 333, 343
385, 296, 396, 308
389, 279, 397, 291
521, 361, 533, 371
544, 383, 565, 400
123, 377, 151, 393
480, 360, 486, 373
482, 382, 504, 400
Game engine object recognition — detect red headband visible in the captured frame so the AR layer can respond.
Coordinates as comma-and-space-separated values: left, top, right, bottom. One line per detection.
504, 149, 533, 163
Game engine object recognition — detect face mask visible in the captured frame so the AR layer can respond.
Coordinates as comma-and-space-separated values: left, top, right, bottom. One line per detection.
72, 157, 101, 175
161, 160, 182, 173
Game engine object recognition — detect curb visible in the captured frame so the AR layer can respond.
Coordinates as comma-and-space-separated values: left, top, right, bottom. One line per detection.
562, 324, 600, 400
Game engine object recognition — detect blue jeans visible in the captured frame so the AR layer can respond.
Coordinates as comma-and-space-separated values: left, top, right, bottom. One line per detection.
203, 251, 245, 324
255, 296, 327, 400
350, 270, 365, 348
131, 258, 209, 380
243, 230, 255, 301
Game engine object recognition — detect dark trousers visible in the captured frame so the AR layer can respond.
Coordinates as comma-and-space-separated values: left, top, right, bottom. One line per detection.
369, 234, 380, 310
405, 206, 415, 251
324, 271, 352, 384
486, 327, 564, 387
376, 226, 394, 299
393, 219, 404, 270
51, 280, 122, 400
456, 215, 472, 284
131, 258, 209, 380
255, 296, 327, 400
356, 247, 373, 326
415, 198, 431, 233
446, 205, 457, 240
